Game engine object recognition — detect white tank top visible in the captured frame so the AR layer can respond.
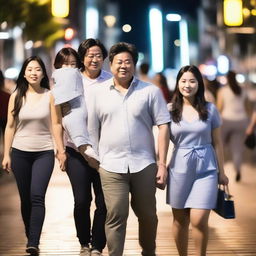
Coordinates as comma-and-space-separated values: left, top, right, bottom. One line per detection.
221, 86, 248, 121
12, 90, 54, 151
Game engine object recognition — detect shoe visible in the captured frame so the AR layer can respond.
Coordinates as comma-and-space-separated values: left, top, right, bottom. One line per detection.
84, 147, 99, 162
236, 172, 241, 182
91, 249, 102, 256
80, 245, 91, 256
26, 246, 39, 255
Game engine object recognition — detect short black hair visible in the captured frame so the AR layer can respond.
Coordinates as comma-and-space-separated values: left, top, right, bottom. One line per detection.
78, 38, 108, 71
140, 63, 149, 74
109, 42, 138, 66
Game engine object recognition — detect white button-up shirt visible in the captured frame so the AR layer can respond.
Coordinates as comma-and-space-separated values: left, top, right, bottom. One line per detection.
87, 77, 171, 173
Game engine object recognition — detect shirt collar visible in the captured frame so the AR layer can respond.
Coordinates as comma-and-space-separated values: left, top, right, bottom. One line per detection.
109, 76, 138, 91
81, 70, 106, 82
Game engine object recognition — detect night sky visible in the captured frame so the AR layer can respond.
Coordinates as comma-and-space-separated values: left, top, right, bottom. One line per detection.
111, 0, 201, 57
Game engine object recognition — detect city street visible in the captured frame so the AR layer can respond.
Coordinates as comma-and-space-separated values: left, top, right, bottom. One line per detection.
1, 0, 256, 255
0, 157, 256, 256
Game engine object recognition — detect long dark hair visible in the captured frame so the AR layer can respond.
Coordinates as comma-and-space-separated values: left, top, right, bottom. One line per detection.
12, 56, 49, 119
171, 65, 208, 123
226, 70, 241, 95
0, 69, 4, 89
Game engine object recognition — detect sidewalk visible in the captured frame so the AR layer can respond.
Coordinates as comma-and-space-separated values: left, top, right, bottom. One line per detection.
0, 159, 255, 256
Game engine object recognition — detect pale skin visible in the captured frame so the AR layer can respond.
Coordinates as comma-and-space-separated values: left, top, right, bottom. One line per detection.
2, 60, 67, 172
109, 51, 170, 187
172, 71, 229, 256
82, 45, 104, 79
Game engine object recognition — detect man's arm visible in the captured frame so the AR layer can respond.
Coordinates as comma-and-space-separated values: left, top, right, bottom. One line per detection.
156, 123, 170, 189
50, 94, 67, 171
86, 88, 101, 170
87, 88, 100, 154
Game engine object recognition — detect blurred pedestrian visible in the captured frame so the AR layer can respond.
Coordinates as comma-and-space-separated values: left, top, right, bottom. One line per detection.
245, 106, 256, 151
0, 69, 10, 136
246, 106, 256, 135
167, 65, 229, 256
138, 62, 152, 83
87, 42, 170, 256
52, 47, 99, 168
152, 72, 172, 103
217, 70, 250, 182
60, 39, 110, 256
1, 56, 66, 255
203, 77, 220, 104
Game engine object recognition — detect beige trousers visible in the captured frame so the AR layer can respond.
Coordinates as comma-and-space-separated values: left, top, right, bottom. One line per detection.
99, 164, 158, 256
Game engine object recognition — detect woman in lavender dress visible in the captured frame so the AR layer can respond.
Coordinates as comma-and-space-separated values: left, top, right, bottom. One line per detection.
167, 65, 229, 256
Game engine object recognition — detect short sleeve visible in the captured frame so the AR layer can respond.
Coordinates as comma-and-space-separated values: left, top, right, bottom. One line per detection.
151, 86, 171, 125
208, 103, 222, 129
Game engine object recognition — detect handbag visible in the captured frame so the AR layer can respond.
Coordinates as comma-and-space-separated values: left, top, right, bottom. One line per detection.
214, 185, 235, 219
244, 133, 256, 150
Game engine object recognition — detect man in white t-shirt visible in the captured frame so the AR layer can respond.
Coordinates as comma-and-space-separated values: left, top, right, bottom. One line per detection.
65, 39, 111, 256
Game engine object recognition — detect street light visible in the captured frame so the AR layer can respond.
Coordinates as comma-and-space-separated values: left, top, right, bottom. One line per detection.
223, 0, 243, 26
166, 14, 181, 22
104, 15, 116, 28
122, 24, 132, 33
179, 19, 189, 66
64, 27, 75, 41
86, 6, 99, 38
51, 0, 69, 18
166, 13, 190, 67
149, 6, 164, 72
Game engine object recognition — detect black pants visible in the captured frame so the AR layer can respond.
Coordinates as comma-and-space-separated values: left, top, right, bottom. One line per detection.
66, 147, 107, 251
11, 148, 54, 247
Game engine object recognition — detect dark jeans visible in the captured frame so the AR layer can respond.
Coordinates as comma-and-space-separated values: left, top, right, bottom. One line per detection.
11, 148, 54, 247
66, 147, 107, 251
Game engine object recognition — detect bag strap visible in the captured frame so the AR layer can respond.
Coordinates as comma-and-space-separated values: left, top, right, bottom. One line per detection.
219, 184, 233, 200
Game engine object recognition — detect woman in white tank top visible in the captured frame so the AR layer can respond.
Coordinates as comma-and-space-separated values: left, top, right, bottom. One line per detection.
217, 70, 250, 182
2, 56, 66, 255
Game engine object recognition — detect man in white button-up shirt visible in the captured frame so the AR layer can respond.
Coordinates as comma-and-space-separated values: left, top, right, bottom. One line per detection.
88, 42, 170, 256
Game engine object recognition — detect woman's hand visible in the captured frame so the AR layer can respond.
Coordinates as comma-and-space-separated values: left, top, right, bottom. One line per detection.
245, 125, 254, 136
56, 151, 67, 171
218, 172, 229, 186
2, 155, 12, 173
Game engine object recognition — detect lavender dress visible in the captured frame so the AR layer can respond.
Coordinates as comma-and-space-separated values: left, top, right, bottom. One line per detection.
167, 103, 221, 209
